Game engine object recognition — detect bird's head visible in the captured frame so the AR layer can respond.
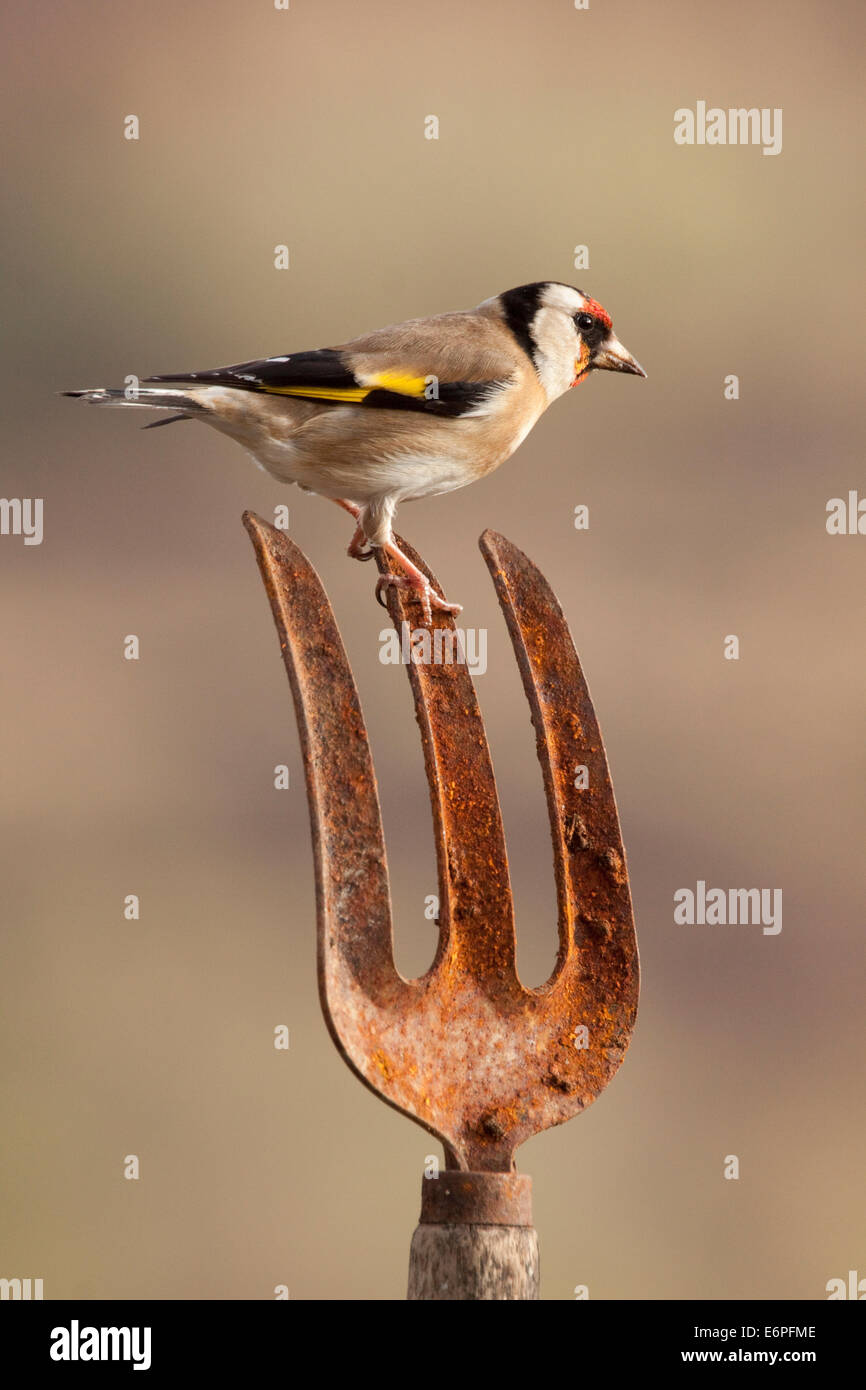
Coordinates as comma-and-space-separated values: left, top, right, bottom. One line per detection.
491, 282, 646, 401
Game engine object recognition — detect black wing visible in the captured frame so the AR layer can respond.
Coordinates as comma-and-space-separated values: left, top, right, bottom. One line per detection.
147, 349, 507, 418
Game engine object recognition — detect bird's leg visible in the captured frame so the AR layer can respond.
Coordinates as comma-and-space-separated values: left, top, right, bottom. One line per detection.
334, 498, 462, 622
375, 539, 463, 624
332, 498, 376, 562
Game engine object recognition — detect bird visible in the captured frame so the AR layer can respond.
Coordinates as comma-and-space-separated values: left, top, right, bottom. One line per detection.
65, 281, 645, 620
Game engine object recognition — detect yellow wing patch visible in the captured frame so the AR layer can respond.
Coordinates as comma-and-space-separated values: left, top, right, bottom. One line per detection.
259, 384, 370, 402
367, 370, 428, 397
259, 369, 428, 403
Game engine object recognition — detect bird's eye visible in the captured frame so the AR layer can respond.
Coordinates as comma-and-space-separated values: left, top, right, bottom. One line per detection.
575, 313, 595, 333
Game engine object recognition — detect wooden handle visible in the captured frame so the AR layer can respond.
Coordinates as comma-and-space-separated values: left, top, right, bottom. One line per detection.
408, 1222, 539, 1300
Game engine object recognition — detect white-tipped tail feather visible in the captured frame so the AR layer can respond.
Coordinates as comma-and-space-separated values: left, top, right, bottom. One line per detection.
61, 387, 204, 428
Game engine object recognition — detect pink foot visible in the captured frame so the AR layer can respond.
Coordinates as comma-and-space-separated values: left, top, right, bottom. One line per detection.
375, 572, 462, 625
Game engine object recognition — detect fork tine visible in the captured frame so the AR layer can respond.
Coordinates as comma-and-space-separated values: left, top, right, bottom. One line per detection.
375, 536, 518, 989
243, 512, 405, 1021
480, 530, 639, 1015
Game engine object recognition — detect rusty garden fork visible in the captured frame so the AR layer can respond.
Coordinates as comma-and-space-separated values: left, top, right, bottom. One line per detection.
243, 512, 639, 1300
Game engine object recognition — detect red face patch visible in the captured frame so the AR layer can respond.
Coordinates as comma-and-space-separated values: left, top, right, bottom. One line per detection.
580, 295, 612, 332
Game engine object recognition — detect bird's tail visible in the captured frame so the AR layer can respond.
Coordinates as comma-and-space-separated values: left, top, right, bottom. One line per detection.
62, 386, 205, 429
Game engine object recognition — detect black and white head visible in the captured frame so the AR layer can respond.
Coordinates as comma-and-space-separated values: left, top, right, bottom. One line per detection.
491, 281, 645, 400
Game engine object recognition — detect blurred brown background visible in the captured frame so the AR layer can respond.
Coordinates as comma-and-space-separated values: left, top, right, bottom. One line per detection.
1, 0, 863, 1300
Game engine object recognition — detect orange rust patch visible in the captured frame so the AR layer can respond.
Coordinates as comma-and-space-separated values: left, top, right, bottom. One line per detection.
371, 1049, 393, 1081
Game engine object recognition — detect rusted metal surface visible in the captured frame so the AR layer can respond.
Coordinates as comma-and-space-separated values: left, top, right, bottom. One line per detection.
243, 511, 639, 1176
419, 1172, 533, 1227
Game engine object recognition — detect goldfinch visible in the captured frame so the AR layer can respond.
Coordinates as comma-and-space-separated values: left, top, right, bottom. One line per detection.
65, 282, 644, 619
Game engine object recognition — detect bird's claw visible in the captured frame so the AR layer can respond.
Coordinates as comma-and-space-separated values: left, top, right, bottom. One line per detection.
348, 535, 377, 562
374, 575, 393, 610
375, 574, 462, 626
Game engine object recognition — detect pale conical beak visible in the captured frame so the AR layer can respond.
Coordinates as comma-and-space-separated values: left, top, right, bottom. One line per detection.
593, 335, 647, 378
